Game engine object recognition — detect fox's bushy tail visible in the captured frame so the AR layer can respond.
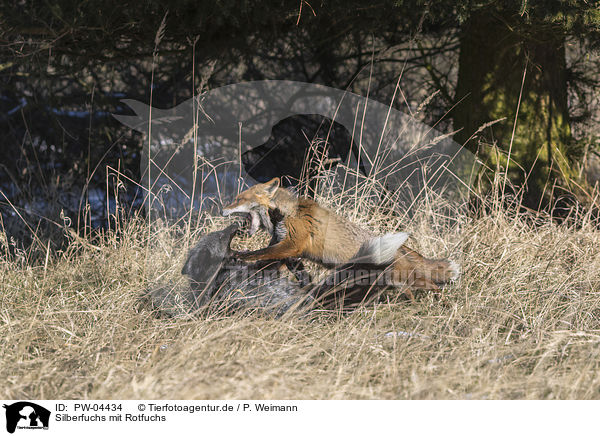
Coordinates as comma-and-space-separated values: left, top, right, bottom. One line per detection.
351, 232, 410, 264
352, 232, 460, 285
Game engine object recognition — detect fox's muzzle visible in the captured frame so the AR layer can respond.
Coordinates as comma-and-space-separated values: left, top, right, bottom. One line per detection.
222, 204, 243, 217
221, 203, 262, 236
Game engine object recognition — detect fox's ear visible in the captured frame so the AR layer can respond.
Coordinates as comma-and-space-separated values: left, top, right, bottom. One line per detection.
264, 178, 280, 196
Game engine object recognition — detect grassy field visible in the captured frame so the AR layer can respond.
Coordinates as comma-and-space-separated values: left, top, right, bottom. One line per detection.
2, 183, 600, 400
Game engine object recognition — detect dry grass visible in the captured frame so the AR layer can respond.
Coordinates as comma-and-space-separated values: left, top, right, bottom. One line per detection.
2, 179, 600, 401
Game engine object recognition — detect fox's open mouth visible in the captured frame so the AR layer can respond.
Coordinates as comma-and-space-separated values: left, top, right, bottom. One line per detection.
223, 204, 272, 237
228, 210, 261, 236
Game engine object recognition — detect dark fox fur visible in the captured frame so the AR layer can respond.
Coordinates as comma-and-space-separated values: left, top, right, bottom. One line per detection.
145, 224, 411, 318
145, 224, 313, 318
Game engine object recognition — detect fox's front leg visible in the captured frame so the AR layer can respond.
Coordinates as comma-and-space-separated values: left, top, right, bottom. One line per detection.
231, 239, 304, 262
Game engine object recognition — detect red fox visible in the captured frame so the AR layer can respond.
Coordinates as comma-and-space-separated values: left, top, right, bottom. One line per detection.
222, 178, 459, 297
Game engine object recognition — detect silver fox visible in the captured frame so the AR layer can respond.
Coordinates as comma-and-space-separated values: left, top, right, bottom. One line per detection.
145, 221, 426, 317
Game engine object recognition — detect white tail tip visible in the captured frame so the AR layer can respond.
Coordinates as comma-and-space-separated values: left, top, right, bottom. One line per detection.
352, 232, 410, 265
447, 260, 460, 282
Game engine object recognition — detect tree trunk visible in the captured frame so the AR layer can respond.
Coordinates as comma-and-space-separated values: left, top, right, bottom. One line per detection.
453, 10, 577, 210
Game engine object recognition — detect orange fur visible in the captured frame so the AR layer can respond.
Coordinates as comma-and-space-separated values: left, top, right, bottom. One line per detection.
223, 178, 459, 298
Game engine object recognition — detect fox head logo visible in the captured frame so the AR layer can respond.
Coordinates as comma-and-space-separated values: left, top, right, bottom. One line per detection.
113, 80, 474, 221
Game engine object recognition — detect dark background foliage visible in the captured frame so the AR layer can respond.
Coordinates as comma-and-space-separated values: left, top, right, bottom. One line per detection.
1, 0, 599, 250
